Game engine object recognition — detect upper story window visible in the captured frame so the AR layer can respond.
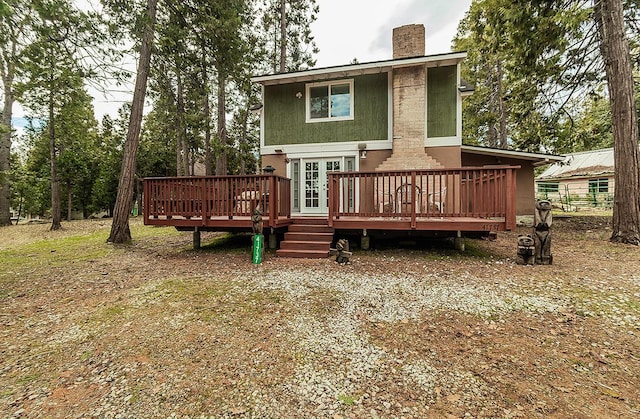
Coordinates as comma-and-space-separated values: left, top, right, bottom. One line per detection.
306, 79, 354, 123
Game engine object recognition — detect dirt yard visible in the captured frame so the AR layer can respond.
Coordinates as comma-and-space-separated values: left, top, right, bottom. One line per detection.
0, 215, 638, 418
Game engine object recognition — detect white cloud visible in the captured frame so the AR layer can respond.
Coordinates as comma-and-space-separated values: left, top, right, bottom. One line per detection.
312, 0, 472, 67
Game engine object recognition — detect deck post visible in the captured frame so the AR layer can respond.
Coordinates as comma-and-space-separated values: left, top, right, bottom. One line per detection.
269, 175, 277, 227
505, 168, 517, 230
193, 227, 201, 250
143, 179, 150, 222
268, 227, 277, 249
411, 171, 417, 229
454, 230, 465, 252
361, 229, 370, 250
327, 174, 335, 227
201, 177, 208, 224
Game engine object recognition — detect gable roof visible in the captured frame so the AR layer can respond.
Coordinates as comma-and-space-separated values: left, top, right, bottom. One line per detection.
461, 145, 564, 166
251, 51, 467, 86
537, 148, 614, 180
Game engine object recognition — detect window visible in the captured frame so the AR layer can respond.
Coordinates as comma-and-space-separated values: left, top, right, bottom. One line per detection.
538, 182, 559, 193
306, 80, 354, 122
291, 160, 300, 212
589, 178, 609, 193
427, 66, 457, 138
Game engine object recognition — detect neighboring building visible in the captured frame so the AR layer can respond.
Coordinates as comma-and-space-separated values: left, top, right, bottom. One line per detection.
536, 148, 614, 209
252, 24, 562, 217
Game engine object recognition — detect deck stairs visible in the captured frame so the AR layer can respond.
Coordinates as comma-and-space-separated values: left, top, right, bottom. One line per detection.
276, 218, 334, 258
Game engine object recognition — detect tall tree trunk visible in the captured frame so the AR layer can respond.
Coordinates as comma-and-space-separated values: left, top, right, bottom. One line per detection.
49, 89, 62, 231
215, 73, 227, 175
175, 65, 189, 176
486, 64, 499, 148
595, 0, 640, 245
497, 60, 507, 149
0, 80, 12, 227
108, 0, 158, 243
239, 109, 249, 175
202, 57, 212, 175
279, 0, 287, 72
17, 195, 22, 224
67, 183, 72, 221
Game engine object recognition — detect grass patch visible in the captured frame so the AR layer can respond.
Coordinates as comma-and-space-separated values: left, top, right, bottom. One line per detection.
17, 373, 41, 385
102, 305, 127, 319
0, 220, 183, 285
153, 277, 233, 302
626, 300, 640, 313
338, 393, 359, 406
80, 350, 94, 361
0, 231, 113, 271
130, 223, 182, 240
134, 277, 286, 326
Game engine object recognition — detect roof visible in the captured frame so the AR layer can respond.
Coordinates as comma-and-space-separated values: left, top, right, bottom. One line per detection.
461, 145, 564, 166
537, 148, 614, 180
251, 51, 467, 85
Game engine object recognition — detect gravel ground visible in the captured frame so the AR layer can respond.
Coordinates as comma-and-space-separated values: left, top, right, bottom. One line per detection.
0, 216, 639, 418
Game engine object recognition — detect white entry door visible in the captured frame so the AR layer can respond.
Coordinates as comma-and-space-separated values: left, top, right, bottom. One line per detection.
302, 159, 341, 214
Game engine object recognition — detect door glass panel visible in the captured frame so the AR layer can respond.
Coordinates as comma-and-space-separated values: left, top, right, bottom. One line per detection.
292, 160, 300, 212
305, 162, 319, 208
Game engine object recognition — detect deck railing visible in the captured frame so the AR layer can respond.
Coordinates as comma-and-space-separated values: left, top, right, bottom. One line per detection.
328, 166, 518, 230
143, 175, 291, 227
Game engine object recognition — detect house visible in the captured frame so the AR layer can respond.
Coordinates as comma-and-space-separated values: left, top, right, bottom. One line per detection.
143, 24, 562, 257
536, 148, 614, 209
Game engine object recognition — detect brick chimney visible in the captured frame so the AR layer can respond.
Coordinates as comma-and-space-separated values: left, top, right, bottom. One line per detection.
393, 24, 425, 59
377, 24, 442, 171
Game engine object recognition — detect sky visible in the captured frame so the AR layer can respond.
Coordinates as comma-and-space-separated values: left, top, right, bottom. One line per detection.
12, 0, 473, 122
311, 0, 472, 67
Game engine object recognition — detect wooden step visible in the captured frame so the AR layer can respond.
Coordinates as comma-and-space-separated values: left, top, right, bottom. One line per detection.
276, 249, 330, 258
291, 217, 328, 225
284, 232, 334, 242
279, 240, 332, 251
287, 224, 334, 233
277, 218, 333, 258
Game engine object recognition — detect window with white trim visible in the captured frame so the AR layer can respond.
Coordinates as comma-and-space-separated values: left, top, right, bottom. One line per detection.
588, 178, 609, 193
306, 80, 354, 122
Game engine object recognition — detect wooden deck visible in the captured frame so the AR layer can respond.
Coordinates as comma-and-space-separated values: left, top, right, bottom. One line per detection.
142, 166, 518, 235
143, 175, 293, 231
328, 166, 518, 233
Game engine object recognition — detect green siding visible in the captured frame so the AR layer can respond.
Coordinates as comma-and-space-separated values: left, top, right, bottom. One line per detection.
264, 73, 388, 146
427, 66, 457, 138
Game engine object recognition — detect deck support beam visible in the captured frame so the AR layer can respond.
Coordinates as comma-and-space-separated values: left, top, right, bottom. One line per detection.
361, 231, 370, 250
454, 231, 465, 252
193, 228, 201, 250
268, 228, 277, 249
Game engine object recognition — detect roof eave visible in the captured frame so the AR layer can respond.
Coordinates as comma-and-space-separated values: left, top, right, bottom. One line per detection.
537, 171, 615, 181
461, 145, 565, 165
251, 52, 467, 85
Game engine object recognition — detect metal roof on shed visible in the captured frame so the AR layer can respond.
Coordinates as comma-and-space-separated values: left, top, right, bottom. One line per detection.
537, 148, 614, 180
